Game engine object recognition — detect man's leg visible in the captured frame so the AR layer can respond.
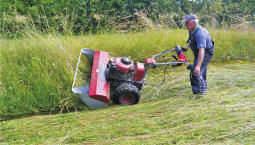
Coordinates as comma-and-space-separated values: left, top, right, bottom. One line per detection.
190, 54, 211, 95
199, 54, 212, 94
190, 69, 202, 94
200, 63, 208, 95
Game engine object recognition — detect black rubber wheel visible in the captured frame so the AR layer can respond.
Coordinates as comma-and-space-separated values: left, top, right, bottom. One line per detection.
112, 83, 140, 105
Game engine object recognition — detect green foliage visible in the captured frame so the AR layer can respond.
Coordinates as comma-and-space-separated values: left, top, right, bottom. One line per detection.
0, 0, 254, 37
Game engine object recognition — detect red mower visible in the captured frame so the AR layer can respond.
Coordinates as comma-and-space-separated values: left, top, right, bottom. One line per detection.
72, 46, 189, 108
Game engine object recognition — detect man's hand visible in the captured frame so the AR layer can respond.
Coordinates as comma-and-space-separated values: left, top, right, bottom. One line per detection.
193, 65, 200, 76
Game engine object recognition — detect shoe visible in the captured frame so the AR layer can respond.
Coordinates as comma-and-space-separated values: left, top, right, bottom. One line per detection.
190, 93, 205, 99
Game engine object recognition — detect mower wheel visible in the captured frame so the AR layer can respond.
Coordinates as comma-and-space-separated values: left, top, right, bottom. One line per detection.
112, 83, 140, 105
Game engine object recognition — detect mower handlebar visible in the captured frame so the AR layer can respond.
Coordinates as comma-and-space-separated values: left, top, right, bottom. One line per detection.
144, 45, 190, 69
145, 61, 189, 69
151, 45, 188, 59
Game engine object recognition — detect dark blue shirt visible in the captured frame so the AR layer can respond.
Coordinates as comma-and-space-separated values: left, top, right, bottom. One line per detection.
188, 26, 214, 58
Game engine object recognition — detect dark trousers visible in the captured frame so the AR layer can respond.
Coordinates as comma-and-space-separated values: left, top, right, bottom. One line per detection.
190, 53, 212, 94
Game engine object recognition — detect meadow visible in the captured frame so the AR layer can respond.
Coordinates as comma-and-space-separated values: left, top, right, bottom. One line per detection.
0, 29, 255, 119
1, 62, 255, 144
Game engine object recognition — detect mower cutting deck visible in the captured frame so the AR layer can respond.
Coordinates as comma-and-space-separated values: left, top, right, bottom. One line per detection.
72, 46, 188, 108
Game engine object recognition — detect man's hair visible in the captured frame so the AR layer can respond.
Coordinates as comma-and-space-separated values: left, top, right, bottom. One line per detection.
193, 19, 199, 25
183, 14, 199, 25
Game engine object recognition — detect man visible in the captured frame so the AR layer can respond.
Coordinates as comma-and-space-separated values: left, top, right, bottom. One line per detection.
184, 14, 214, 97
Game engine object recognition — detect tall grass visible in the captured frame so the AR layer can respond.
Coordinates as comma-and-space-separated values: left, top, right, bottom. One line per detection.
0, 29, 254, 119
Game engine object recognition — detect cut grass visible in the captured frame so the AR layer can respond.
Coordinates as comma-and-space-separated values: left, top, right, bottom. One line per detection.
1, 62, 255, 144
1, 29, 255, 118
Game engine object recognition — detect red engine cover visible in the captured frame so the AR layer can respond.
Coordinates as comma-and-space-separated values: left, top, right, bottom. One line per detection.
114, 58, 133, 73
133, 62, 146, 81
89, 50, 110, 103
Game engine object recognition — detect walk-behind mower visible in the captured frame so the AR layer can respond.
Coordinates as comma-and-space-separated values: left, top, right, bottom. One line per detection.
72, 46, 189, 109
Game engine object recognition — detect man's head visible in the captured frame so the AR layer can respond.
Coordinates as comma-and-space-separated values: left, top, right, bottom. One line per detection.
183, 14, 198, 31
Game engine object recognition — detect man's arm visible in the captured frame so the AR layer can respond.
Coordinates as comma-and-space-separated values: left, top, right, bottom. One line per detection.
194, 48, 204, 76
194, 31, 206, 76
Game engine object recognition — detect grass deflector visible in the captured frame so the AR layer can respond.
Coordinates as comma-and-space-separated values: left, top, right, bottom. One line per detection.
72, 46, 189, 108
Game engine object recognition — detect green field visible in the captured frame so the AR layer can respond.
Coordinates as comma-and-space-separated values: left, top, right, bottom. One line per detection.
0, 29, 255, 144
1, 29, 255, 119
1, 62, 255, 144
1, 0, 255, 144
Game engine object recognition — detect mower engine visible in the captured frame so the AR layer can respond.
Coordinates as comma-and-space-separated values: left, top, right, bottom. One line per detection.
106, 57, 146, 105
72, 46, 188, 108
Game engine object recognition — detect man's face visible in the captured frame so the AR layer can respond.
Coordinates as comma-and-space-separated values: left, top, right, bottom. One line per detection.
185, 20, 196, 31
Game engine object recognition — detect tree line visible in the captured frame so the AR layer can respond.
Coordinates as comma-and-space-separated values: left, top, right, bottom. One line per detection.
0, 0, 254, 37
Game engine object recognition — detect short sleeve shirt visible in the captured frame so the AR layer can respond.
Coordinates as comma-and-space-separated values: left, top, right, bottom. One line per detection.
188, 26, 214, 57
